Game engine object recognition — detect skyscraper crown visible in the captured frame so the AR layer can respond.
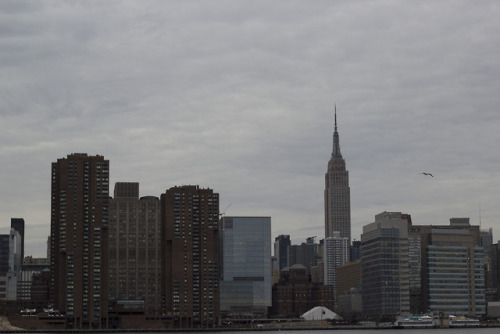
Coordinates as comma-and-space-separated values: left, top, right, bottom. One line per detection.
331, 105, 343, 159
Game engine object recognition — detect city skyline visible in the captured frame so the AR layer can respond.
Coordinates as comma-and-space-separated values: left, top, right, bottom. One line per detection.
1, 1, 500, 257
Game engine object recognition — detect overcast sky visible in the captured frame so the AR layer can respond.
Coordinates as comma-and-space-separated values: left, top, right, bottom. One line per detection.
1, 1, 500, 257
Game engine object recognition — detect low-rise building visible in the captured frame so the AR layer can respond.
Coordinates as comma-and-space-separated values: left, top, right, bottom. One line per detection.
270, 264, 334, 318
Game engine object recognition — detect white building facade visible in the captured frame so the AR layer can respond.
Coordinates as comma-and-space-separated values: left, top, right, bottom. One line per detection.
324, 232, 350, 306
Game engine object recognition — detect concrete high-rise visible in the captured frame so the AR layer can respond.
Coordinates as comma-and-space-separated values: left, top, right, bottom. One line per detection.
50, 153, 110, 329
361, 212, 410, 317
408, 224, 485, 316
220, 216, 272, 317
161, 185, 220, 328
324, 108, 351, 242
324, 232, 350, 306
108, 182, 162, 315
7, 228, 22, 300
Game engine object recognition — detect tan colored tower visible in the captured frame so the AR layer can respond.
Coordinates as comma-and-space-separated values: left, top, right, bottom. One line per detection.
161, 185, 220, 328
324, 108, 351, 242
50, 153, 109, 329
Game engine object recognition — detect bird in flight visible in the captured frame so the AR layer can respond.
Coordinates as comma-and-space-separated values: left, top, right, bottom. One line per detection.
421, 172, 434, 177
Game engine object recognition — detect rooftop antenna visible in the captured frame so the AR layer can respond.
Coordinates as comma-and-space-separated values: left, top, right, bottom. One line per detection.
479, 204, 482, 228
334, 104, 337, 132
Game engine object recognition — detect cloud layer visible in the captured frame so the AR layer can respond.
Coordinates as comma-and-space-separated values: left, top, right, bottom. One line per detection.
1, 1, 500, 256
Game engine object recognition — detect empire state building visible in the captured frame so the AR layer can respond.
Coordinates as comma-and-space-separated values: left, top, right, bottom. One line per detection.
324, 109, 351, 242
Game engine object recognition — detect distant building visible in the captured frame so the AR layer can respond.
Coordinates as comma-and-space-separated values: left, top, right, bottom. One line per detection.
271, 256, 280, 286
23, 256, 49, 265
338, 288, 362, 320
108, 182, 162, 315
350, 240, 361, 262
270, 264, 334, 318
0, 235, 9, 276
288, 237, 319, 276
336, 259, 361, 298
0, 235, 9, 300
220, 216, 271, 317
31, 268, 50, 303
450, 217, 470, 226
409, 224, 485, 316
361, 212, 410, 317
336, 260, 362, 322
10, 219, 25, 263
18, 257, 49, 301
324, 232, 350, 306
481, 228, 493, 253
481, 228, 493, 291
161, 185, 220, 328
408, 230, 422, 313
274, 235, 291, 271
311, 260, 324, 284
491, 242, 500, 301
324, 109, 351, 242
7, 228, 22, 300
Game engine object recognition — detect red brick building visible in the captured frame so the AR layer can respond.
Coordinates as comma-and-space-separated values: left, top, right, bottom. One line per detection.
270, 264, 334, 318
161, 185, 220, 328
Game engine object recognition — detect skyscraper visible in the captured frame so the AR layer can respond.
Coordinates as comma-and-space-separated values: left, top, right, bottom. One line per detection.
161, 185, 220, 328
409, 224, 485, 316
108, 182, 162, 315
50, 153, 110, 329
361, 212, 410, 317
324, 231, 350, 306
7, 228, 22, 300
220, 216, 272, 317
10, 218, 25, 262
274, 235, 291, 272
324, 108, 351, 242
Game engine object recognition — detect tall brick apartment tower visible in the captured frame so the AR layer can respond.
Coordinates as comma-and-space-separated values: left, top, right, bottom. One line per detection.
50, 153, 109, 329
108, 182, 162, 315
324, 107, 351, 243
161, 185, 220, 328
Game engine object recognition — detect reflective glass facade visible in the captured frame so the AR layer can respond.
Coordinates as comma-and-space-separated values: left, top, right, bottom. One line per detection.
220, 217, 271, 317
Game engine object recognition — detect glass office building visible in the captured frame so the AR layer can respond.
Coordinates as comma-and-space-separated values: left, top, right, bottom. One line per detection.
427, 245, 485, 316
220, 217, 271, 317
361, 212, 410, 317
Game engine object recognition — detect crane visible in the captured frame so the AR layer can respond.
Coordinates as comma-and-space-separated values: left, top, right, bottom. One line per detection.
219, 203, 232, 217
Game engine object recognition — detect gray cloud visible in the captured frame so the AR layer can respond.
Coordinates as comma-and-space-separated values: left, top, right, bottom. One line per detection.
1, 1, 500, 256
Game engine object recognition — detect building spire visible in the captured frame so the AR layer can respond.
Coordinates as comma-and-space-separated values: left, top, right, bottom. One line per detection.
331, 105, 342, 159
335, 104, 337, 132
